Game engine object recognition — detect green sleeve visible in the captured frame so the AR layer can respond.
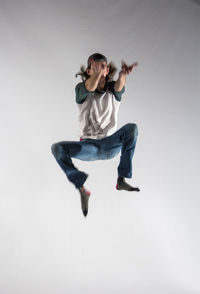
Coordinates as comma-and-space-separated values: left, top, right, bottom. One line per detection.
75, 82, 93, 104
108, 81, 125, 102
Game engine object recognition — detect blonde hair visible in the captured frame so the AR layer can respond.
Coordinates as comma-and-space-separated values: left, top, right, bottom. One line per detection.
75, 61, 118, 82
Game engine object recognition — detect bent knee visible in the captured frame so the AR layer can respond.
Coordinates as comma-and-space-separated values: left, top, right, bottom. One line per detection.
51, 143, 62, 157
124, 123, 138, 136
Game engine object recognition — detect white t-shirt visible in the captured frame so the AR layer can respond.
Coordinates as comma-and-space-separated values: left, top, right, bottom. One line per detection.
75, 81, 125, 139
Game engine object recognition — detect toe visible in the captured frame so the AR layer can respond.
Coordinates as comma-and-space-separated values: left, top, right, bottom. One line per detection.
83, 210, 88, 217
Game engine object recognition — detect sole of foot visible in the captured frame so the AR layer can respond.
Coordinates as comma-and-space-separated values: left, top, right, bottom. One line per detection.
116, 184, 140, 192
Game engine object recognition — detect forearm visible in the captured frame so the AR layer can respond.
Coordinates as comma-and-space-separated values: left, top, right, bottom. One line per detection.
114, 75, 126, 92
85, 74, 101, 91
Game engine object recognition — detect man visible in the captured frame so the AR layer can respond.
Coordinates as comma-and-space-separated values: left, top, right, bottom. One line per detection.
51, 53, 140, 217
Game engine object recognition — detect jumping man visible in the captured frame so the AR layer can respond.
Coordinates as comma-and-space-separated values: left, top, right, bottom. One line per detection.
51, 53, 140, 217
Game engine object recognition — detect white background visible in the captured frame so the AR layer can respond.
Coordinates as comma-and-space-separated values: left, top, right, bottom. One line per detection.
0, 0, 200, 293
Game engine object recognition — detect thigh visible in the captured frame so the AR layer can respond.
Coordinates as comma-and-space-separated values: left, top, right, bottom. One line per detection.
99, 130, 123, 160
58, 140, 100, 161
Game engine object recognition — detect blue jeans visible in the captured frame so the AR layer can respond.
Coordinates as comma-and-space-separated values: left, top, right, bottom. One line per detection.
51, 123, 138, 189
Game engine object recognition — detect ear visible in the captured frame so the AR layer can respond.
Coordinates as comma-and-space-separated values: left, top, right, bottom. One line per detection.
106, 66, 110, 75
86, 68, 90, 75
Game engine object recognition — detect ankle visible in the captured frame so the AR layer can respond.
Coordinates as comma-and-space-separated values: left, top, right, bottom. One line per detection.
79, 186, 91, 196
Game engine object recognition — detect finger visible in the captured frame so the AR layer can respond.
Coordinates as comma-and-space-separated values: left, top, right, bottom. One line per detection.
127, 62, 138, 69
121, 60, 127, 68
128, 66, 134, 73
94, 62, 100, 71
91, 59, 95, 66
122, 62, 128, 69
121, 62, 125, 68
97, 63, 102, 71
91, 59, 96, 69
125, 66, 130, 74
97, 64, 103, 72
128, 63, 138, 72
122, 66, 126, 73
128, 63, 136, 69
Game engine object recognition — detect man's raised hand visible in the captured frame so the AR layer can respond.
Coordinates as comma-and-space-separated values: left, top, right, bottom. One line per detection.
119, 60, 138, 76
90, 59, 105, 77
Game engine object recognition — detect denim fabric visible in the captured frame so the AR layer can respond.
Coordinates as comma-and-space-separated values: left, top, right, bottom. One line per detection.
51, 123, 138, 189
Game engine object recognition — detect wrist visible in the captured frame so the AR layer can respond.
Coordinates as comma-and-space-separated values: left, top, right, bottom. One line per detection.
118, 73, 126, 85
114, 78, 125, 92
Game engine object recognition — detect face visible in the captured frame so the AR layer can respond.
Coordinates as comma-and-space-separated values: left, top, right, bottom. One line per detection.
87, 60, 110, 79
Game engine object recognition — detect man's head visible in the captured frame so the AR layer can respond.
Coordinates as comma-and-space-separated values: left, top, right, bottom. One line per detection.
75, 53, 117, 82
86, 53, 110, 79
87, 53, 107, 68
